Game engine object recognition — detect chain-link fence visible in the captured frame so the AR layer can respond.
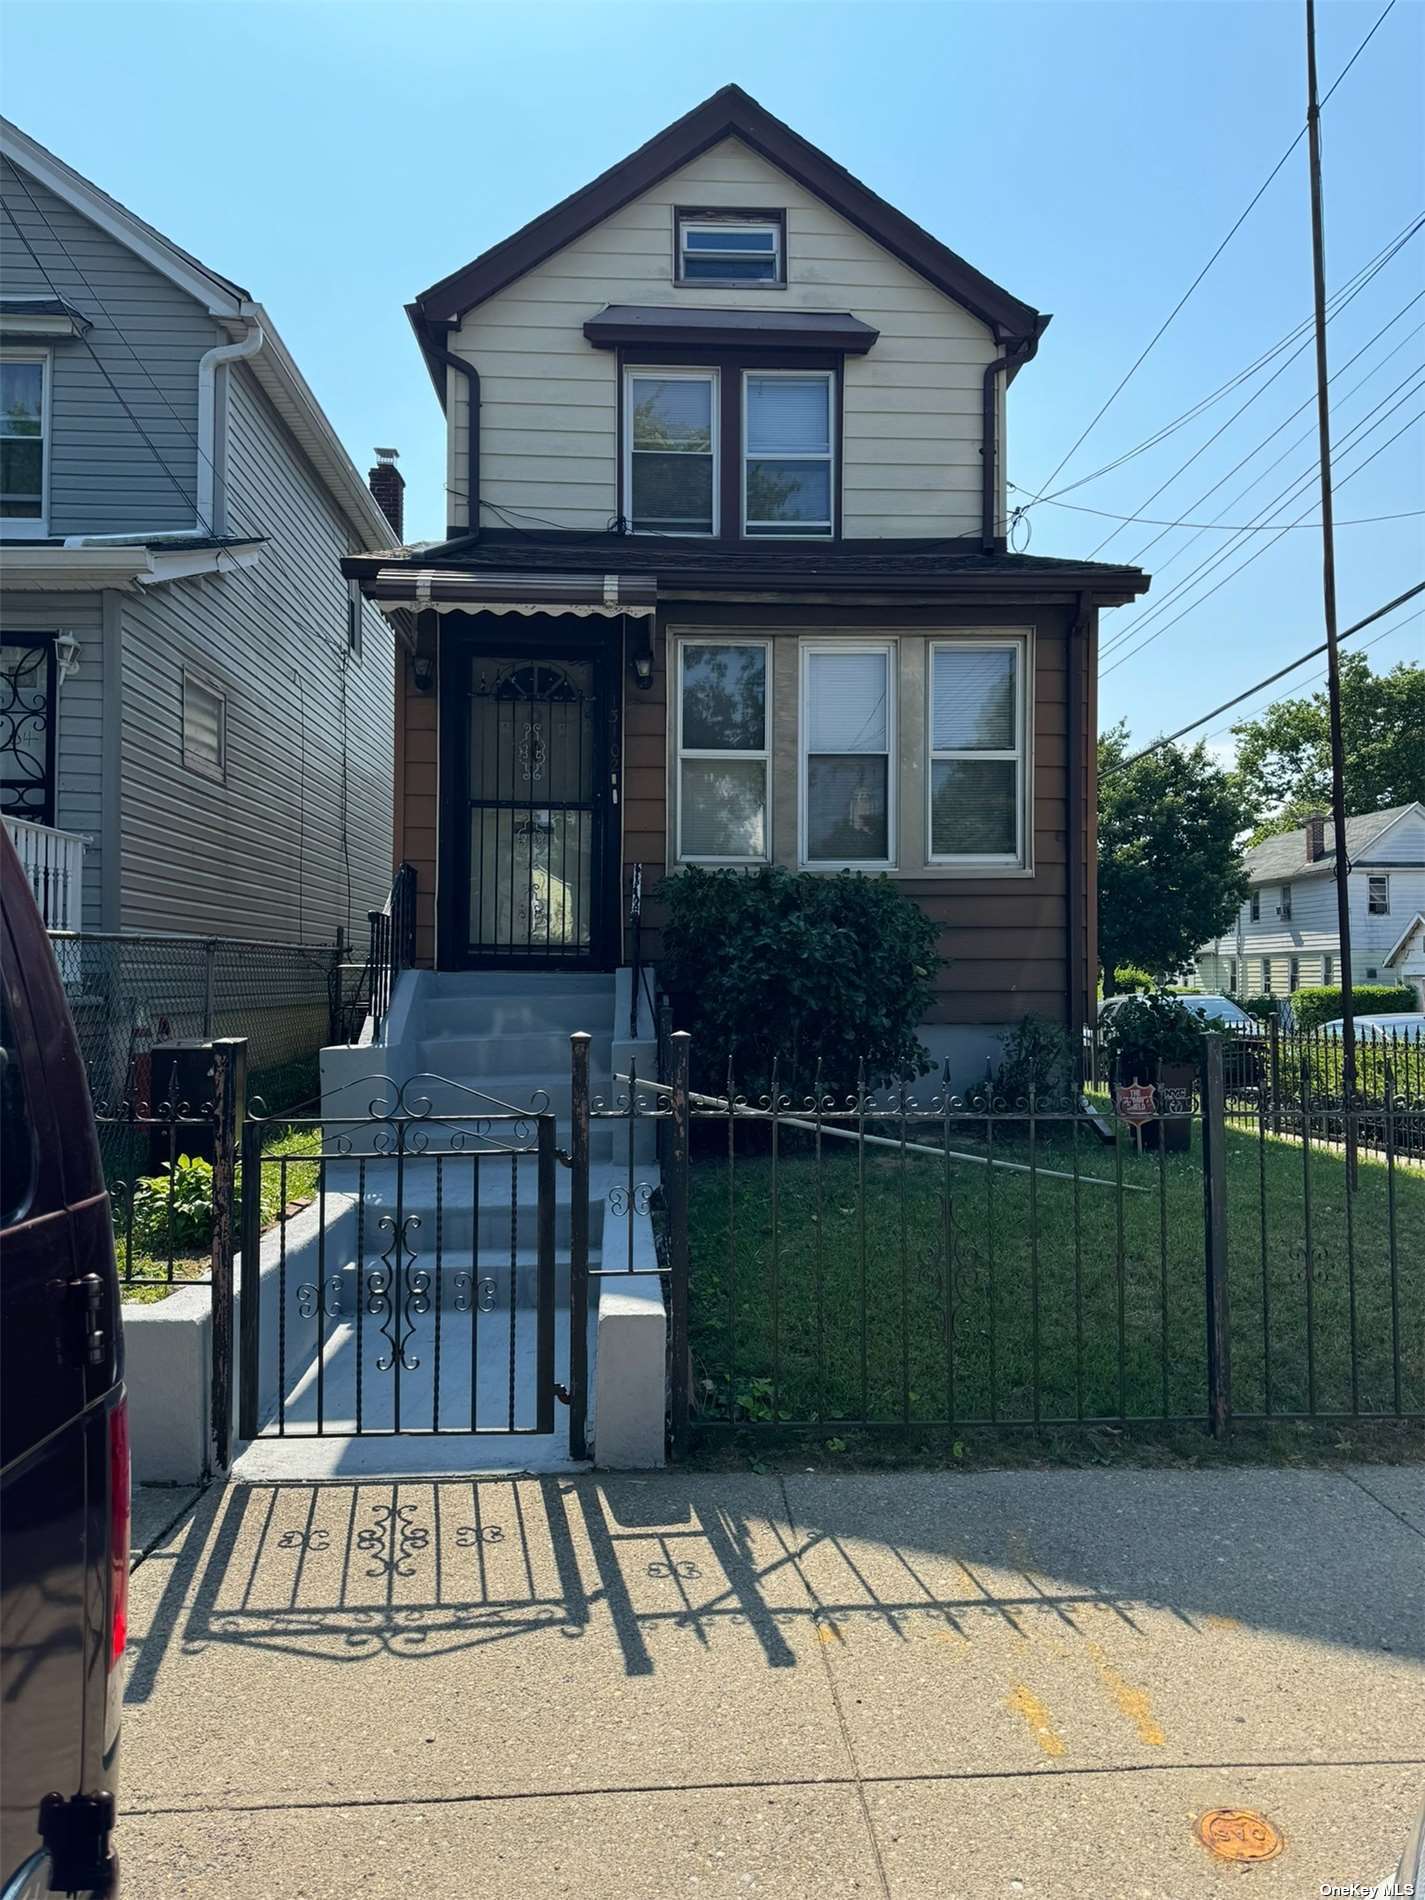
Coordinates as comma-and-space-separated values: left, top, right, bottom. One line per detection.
51, 931, 367, 1114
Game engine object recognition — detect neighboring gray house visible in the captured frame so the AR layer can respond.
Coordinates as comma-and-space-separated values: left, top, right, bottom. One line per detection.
1197, 802, 1425, 1004
0, 119, 399, 946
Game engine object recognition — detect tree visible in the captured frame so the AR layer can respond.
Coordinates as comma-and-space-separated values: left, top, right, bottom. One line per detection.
1098, 724, 1248, 992
1231, 653, 1425, 841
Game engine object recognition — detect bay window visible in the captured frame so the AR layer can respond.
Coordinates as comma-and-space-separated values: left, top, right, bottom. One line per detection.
743, 371, 833, 538
676, 639, 769, 861
928, 640, 1026, 864
625, 370, 717, 535
801, 644, 892, 865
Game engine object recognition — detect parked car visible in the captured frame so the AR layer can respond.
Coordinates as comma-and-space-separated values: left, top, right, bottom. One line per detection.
1098, 992, 1253, 1030
1, 826, 126, 1898
1318, 1014, 1425, 1040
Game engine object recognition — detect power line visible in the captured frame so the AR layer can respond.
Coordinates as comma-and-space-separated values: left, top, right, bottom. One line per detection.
1027, 496, 1423, 531
1200, 611, 1422, 749
1099, 400, 1425, 677
1099, 360, 1425, 658
1103, 581, 1425, 772
1017, 0, 1400, 506
1021, 214, 1423, 510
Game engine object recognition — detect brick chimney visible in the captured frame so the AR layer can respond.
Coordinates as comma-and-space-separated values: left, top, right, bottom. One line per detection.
368, 447, 404, 542
1305, 812, 1327, 861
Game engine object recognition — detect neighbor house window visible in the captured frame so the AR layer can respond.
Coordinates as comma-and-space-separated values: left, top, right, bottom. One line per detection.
676, 213, 783, 285
1249, 891, 1260, 922
1368, 874, 1390, 915
1228, 959, 1237, 993
1261, 961, 1273, 994
743, 371, 833, 539
676, 639, 768, 861
0, 352, 48, 534
625, 370, 717, 535
800, 644, 893, 866
182, 670, 226, 781
928, 640, 1026, 864
1289, 955, 1300, 991
1280, 883, 1292, 921
1324, 955, 1334, 985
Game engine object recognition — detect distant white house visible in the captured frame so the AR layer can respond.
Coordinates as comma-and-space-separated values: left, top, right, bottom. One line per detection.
1196, 802, 1425, 1006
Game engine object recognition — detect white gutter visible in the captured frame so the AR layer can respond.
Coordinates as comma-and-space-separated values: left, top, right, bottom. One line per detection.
61, 317, 264, 547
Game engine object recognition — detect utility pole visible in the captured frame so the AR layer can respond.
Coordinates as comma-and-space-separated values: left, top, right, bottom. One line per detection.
1305, 0, 1358, 1181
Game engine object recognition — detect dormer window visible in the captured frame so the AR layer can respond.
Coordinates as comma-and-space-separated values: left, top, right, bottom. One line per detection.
675, 210, 785, 286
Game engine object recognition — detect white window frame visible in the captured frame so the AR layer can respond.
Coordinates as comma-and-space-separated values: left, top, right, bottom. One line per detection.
798, 639, 896, 871
1249, 890, 1261, 923
926, 636, 1029, 868
674, 635, 770, 865
741, 369, 834, 542
181, 667, 226, 783
1368, 873, 1390, 915
0, 348, 51, 538
623, 367, 719, 538
1324, 954, 1334, 986
677, 216, 783, 286
1279, 882, 1293, 920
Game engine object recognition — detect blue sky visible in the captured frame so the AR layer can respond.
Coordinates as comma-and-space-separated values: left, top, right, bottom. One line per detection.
3, 0, 1421, 751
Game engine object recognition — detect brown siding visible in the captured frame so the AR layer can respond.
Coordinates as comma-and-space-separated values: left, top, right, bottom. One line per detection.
396, 599, 1097, 1027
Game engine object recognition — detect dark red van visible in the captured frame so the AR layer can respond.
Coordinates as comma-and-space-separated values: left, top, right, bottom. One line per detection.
1, 827, 126, 1898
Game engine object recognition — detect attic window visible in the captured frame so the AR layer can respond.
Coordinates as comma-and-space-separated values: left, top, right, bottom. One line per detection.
676, 211, 784, 286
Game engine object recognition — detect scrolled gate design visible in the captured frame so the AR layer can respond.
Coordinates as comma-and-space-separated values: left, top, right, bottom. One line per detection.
239, 1074, 560, 1441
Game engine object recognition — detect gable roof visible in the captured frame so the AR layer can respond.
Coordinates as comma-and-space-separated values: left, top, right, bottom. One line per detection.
1242, 802, 1424, 882
0, 117, 393, 551
1384, 912, 1425, 968
410, 84, 1048, 388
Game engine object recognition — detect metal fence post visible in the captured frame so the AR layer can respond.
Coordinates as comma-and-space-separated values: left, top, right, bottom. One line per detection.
238, 1113, 263, 1444
1268, 1013, 1281, 1136
656, 998, 673, 1175
568, 1032, 591, 1461
1200, 1034, 1232, 1437
202, 938, 217, 1039
668, 1030, 692, 1459
207, 1037, 247, 1470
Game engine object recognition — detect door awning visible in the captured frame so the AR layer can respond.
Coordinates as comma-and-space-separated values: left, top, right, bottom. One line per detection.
360, 567, 657, 618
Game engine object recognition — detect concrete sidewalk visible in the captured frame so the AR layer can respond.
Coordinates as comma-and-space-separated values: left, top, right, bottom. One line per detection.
120, 1464, 1424, 1897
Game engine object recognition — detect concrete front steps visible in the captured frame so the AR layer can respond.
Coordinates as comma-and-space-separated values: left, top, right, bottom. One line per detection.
295, 967, 665, 1479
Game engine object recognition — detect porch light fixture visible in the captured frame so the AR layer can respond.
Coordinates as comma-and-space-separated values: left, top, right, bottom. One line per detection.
410, 651, 435, 693
632, 650, 654, 689
55, 631, 81, 682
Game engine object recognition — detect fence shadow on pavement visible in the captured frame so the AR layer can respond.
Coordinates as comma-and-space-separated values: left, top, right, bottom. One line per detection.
125, 1465, 1424, 1710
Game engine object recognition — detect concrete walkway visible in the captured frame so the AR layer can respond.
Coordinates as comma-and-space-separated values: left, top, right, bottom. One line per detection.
120, 1464, 1424, 1897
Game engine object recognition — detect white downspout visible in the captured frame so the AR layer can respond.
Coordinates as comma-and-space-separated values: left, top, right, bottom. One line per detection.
63, 317, 264, 546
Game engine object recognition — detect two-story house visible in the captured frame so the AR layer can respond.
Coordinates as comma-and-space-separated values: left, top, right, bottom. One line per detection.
1196, 802, 1425, 1004
343, 86, 1151, 1072
0, 118, 399, 948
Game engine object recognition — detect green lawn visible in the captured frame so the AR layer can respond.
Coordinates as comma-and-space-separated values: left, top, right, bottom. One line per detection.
686, 1113, 1424, 1432
116, 1125, 322, 1305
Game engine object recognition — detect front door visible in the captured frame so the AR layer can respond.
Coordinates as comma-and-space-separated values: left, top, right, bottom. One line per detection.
449, 640, 617, 968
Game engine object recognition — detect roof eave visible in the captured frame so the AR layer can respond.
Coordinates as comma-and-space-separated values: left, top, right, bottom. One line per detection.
411, 84, 1045, 348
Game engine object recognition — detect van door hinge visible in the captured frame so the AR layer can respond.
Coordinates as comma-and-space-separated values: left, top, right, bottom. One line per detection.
67, 1274, 105, 1366
38, 1790, 116, 1895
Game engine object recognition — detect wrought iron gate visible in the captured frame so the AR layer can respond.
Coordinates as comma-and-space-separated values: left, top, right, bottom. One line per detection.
457, 649, 616, 967
238, 1077, 569, 1441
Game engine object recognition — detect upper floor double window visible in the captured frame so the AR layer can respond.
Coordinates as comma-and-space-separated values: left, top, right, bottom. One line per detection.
624, 366, 834, 540
0, 352, 48, 536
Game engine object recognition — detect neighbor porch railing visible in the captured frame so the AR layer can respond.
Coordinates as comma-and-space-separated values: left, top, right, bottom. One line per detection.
3, 814, 86, 930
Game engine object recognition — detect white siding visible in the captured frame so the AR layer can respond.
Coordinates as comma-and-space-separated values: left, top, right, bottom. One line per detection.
1, 156, 221, 536
117, 365, 394, 940
0, 591, 105, 927
445, 137, 998, 539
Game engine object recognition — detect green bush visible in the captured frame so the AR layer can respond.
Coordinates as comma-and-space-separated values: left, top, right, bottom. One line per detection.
993, 1015, 1078, 1107
1244, 994, 1281, 1021
1111, 965, 1154, 994
1101, 988, 1223, 1074
1289, 983, 1415, 1031
660, 865, 941, 1100
126, 1153, 214, 1253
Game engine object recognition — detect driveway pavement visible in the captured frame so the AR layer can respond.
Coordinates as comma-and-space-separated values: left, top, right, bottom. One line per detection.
120, 1464, 1424, 1897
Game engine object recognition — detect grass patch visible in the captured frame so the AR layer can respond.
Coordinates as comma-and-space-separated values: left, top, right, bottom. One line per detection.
116, 1124, 322, 1305
687, 1114, 1424, 1441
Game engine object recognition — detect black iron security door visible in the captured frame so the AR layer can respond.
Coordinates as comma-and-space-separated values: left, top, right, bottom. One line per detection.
454, 644, 617, 968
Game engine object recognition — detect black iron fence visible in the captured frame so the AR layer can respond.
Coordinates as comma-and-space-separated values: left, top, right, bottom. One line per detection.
635, 1031, 1423, 1448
